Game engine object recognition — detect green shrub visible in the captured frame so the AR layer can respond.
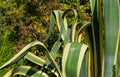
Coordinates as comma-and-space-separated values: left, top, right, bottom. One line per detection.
0, 30, 16, 76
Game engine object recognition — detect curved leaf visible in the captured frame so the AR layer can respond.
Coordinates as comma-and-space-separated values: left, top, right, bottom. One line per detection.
62, 8, 78, 42
53, 10, 67, 41
0, 40, 62, 77
76, 21, 91, 42
3, 66, 48, 77
0, 41, 46, 69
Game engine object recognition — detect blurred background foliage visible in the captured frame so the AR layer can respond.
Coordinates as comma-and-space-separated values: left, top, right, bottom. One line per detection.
0, 0, 90, 76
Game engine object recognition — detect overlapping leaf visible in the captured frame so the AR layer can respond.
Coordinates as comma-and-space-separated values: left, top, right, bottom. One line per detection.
3, 66, 49, 77
0, 41, 62, 76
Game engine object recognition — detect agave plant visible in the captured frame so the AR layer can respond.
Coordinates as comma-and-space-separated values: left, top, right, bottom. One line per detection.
0, 0, 120, 77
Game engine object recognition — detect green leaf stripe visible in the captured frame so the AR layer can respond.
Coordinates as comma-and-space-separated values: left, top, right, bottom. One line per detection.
62, 42, 88, 77
24, 52, 45, 66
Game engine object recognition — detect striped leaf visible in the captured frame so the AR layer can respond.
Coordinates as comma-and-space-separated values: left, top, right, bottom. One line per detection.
53, 10, 67, 41
0, 40, 62, 77
62, 42, 88, 77
3, 66, 48, 77
80, 54, 88, 77
49, 41, 62, 61
62, 8, 78, 42
24, 52, 45, 66
45, 40, 61, 65
25, 52, 59, 77
0, 41, 47, 69
117, 32, 120, 77
90, 0, 104, 77
103, 0, 119, 77
76, 21, 91, 42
